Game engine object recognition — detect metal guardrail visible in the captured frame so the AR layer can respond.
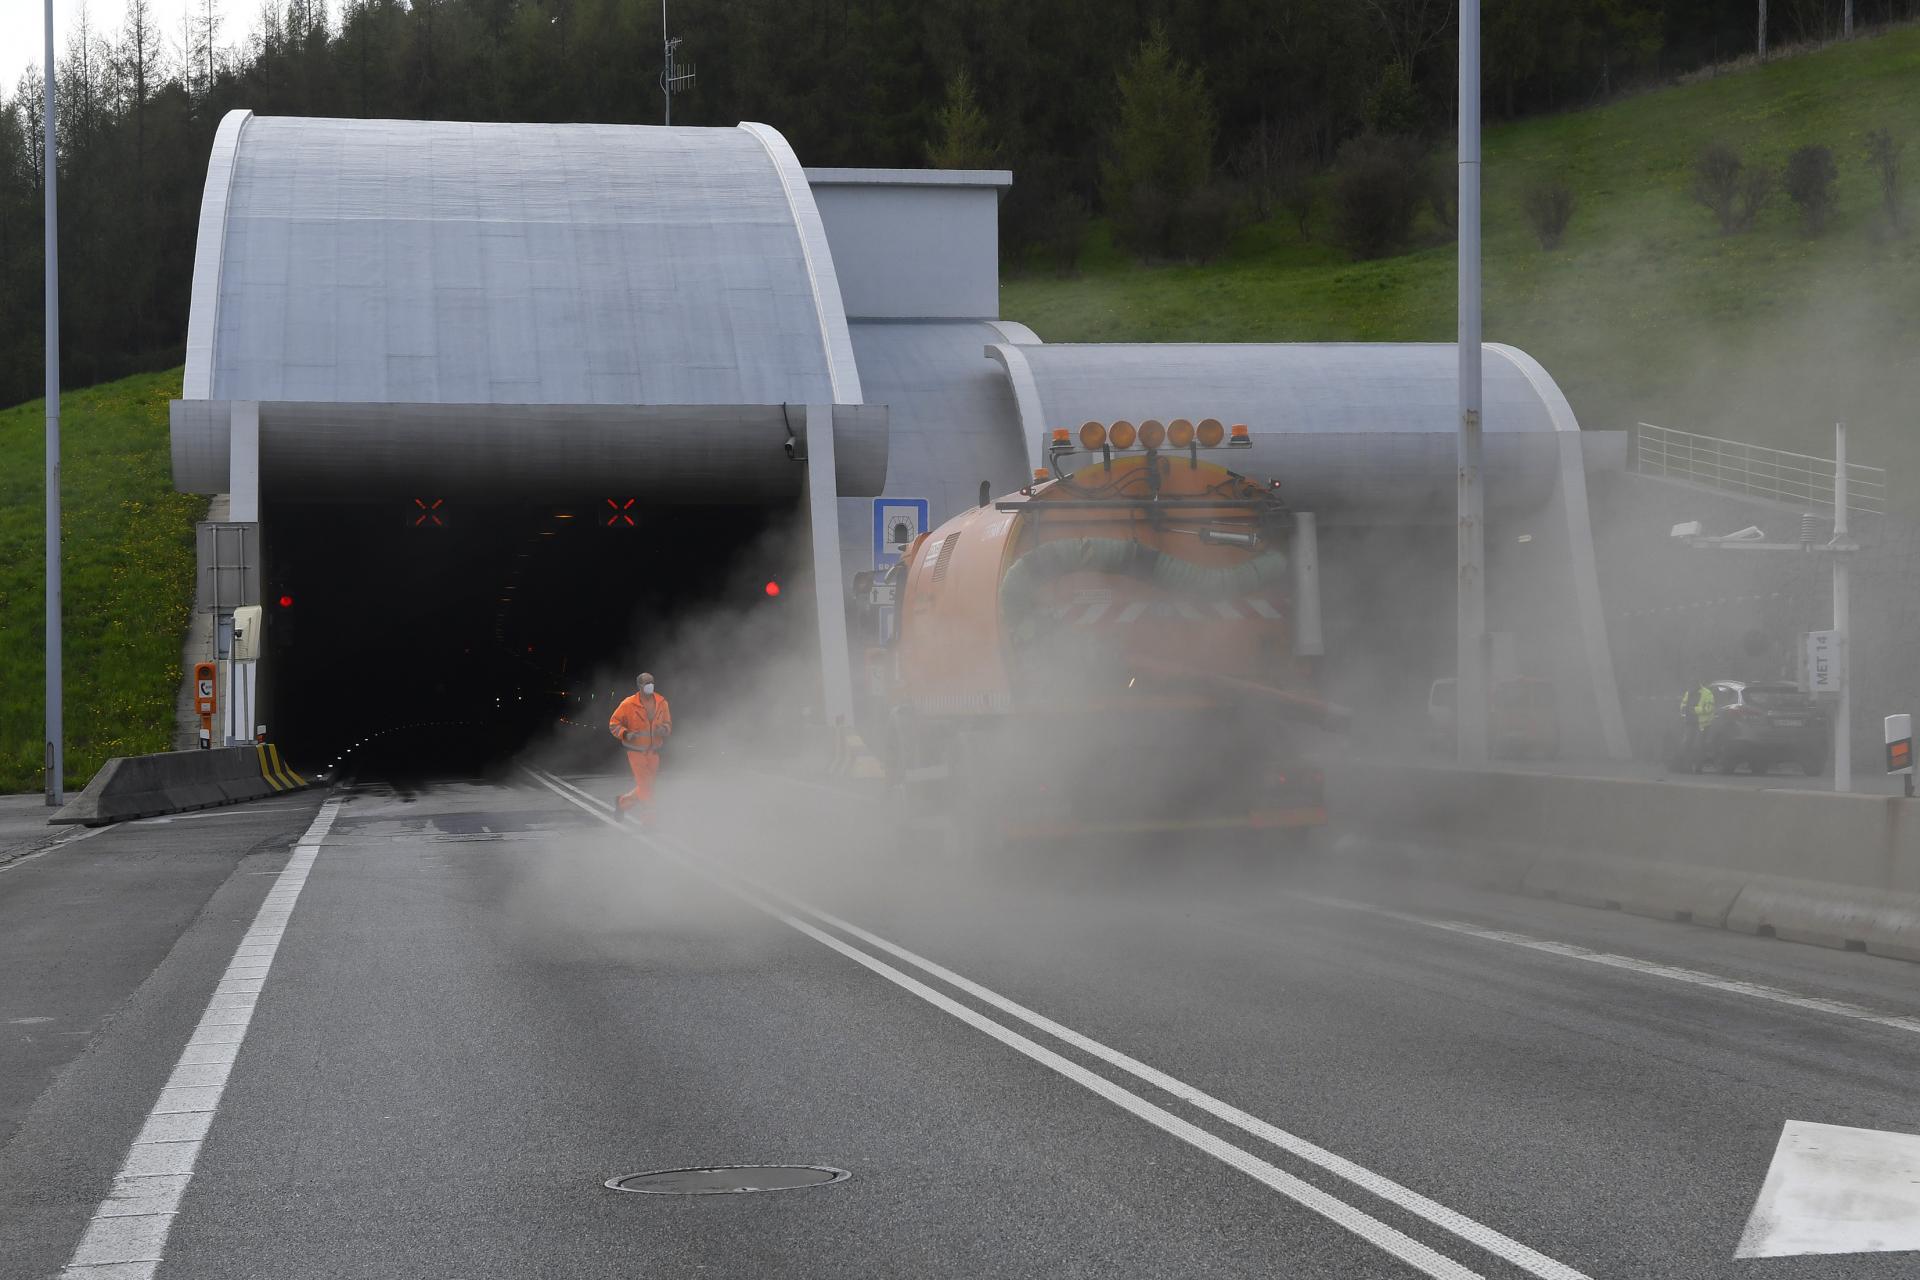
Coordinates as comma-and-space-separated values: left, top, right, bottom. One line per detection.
1632, 423, 1887, 517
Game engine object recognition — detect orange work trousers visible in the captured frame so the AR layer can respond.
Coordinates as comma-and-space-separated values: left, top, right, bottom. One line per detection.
618, 750, 660, 814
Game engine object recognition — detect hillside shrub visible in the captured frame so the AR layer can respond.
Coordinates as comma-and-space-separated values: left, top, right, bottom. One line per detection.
1865, 127, 1903, 231
1035, 193, 1090, 276
1169, 184, 1240, 262
1331, 134, 1426, 260
1783, 144, 1839, 233
1523, 180, 1577, 249
1691, 142, 1772, 233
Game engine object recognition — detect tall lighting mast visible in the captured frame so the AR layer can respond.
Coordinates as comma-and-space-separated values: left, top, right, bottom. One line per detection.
1456, 0, 1487, 765
44, 0, 65, 806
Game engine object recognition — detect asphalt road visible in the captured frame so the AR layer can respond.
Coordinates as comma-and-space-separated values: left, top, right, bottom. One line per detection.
4, 769, 1918, 1278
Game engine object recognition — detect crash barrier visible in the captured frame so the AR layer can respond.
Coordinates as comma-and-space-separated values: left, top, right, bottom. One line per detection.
51, 744, 312, 827
1327, 762, 1920, 963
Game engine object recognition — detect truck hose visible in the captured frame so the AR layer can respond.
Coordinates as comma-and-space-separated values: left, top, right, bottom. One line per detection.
1001, 538, 1288, 641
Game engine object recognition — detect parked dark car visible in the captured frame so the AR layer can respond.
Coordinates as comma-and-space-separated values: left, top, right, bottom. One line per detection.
1666, 680, 1829, 775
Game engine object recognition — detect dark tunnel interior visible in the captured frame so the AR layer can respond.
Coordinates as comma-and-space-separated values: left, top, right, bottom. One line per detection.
261, 498, 813, 783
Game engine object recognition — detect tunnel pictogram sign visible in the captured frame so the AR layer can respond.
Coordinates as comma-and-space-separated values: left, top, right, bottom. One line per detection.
873, 498, 929, 569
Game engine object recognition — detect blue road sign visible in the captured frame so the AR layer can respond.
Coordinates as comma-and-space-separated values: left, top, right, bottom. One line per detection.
874, 498, 930, 568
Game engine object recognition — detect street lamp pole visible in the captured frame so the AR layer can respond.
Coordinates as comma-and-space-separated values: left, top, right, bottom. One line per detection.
44, 0, 65, 807
1457, 0, 1488, 765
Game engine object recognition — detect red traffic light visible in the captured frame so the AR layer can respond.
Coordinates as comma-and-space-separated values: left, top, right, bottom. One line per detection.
764, 580, 781, 598
277, 594, 294, 608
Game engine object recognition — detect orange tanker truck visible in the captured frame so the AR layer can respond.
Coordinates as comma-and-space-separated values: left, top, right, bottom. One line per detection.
876, 417, 1341, 851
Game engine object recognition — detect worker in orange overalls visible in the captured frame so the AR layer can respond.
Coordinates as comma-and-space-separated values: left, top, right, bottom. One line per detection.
608, 672, 672, 824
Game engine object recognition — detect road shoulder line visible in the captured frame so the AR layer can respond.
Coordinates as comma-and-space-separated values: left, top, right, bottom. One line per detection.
57, 797, 343, 1279
1296, 892, 1920, 1035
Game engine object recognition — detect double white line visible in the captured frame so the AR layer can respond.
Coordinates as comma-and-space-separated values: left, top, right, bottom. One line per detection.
528, 768, 1590, 1280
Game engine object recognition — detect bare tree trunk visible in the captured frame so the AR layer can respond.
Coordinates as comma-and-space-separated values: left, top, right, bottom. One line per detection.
1758, 0, 1768, 59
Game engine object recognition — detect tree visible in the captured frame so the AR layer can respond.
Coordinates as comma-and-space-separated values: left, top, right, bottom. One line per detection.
925, 69, 997, 170
1692, 141, 1772, 234
1782, 143, 1838, 233
1101, 26, 1217, 259
116, 0, 166, 176
1363, 60, 1425, 138
1865, 127, 1902, 232
1523, 179, 1576, 249
1331, 133, 1427, 259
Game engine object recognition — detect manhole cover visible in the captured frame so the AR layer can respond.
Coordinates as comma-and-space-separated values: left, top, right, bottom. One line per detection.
605, 1165, 850, 1195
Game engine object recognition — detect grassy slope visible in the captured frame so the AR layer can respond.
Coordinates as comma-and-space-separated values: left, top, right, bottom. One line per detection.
1003, 26, 1920, 472
0, 370, 205, 792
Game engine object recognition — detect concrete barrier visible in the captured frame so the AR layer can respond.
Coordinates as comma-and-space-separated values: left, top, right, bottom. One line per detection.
1328, 761, 1920, 961
1725, 877, 1920, 963
52, 744, 313, 826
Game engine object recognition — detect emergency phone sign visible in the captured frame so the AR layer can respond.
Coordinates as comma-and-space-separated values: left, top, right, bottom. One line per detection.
873, 498, 929, 569
193, 662, 218, 717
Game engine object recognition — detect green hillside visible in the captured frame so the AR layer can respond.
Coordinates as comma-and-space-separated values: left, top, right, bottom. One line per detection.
1003, 27, 1920, 476
0, 371, 204, 793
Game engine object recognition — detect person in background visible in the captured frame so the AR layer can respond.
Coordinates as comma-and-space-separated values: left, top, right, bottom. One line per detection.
1680, 677, 1715, 770
609, 672, 672, 825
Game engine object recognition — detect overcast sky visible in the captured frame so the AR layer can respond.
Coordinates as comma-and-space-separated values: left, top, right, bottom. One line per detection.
2, 0, 210, 98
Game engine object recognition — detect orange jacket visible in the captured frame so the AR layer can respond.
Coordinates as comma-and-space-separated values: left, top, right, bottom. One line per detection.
609, 692, 672, 753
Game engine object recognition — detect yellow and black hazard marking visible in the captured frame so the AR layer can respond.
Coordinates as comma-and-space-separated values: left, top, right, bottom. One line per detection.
256, 743, 309, 792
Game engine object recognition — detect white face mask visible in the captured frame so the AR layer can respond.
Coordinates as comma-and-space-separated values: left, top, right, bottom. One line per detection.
641, 683, 654, 695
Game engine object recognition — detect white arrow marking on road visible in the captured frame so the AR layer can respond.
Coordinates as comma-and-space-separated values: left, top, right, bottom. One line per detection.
1736, 1120, 1920, 1258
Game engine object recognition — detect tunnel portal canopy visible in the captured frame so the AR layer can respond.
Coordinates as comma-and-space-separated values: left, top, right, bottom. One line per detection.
171, 112, 880, 500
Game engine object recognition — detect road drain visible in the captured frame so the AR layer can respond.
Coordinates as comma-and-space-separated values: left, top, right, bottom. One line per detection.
605, 1165, 850, 1195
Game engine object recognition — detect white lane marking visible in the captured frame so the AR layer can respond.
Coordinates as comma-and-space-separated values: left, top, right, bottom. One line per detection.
1296, 893, 1920, 1035
59, 797, 342, 1279
530, 771, 1579, 1280
133, 804, 307, 825
672, 771, 1586, 1278
1737, 1120, 1920, 1257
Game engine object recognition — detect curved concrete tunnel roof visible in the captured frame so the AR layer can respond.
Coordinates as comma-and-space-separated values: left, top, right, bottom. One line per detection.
173, 112, 871, 496
986, 341, 1574, 520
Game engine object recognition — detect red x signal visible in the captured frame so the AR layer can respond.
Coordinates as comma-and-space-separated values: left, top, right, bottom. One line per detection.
602, 498, 637, 528
411, 497, 447, 529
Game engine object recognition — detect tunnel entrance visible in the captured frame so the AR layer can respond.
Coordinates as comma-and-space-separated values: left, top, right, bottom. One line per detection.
262, 499, 812, 781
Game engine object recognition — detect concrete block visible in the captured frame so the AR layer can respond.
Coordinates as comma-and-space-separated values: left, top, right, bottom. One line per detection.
1522, 853, 1748, 926
52, 747, 285, 826
1725, 876, 1920, 962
